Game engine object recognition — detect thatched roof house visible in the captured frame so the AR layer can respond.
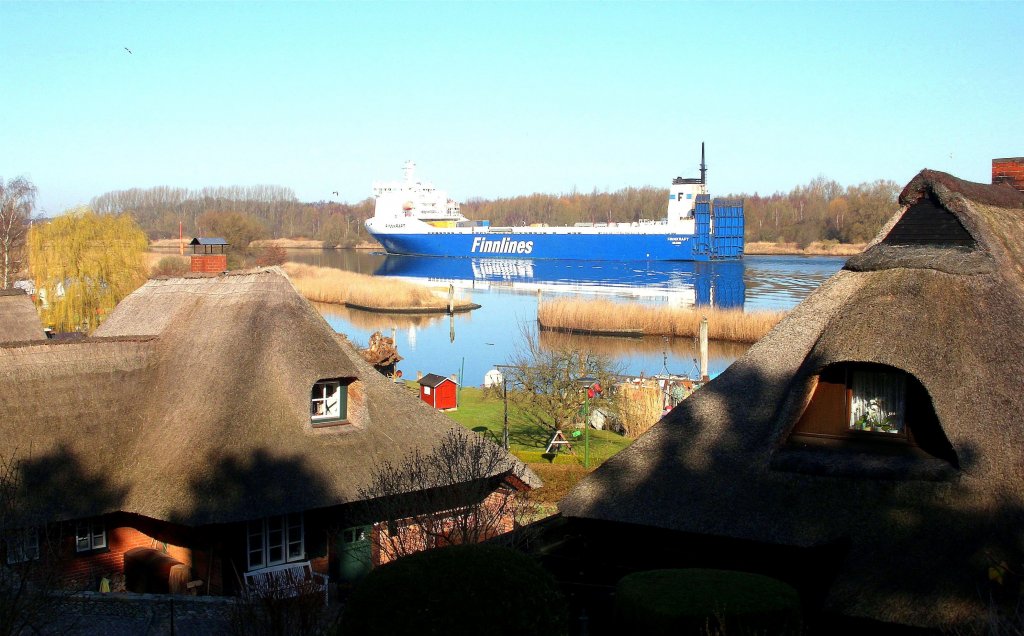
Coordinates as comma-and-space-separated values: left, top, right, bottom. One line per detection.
0, 268, 535, 592
559, 170, 1024, 629
0, 288, 45, 343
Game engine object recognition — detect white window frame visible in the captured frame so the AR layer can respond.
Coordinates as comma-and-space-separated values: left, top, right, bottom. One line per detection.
247, 513, 305, 571
311, 379, 345, 423
75, 521, 106, 553
423, 385, 432, 396
6, 527, 40, 564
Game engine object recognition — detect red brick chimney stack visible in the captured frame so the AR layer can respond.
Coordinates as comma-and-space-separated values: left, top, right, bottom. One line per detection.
189, 238, 229, 273
992, 157, 1024, 192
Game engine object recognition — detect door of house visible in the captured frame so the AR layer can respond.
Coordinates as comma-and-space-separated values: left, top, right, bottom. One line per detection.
338, 525, 372, 583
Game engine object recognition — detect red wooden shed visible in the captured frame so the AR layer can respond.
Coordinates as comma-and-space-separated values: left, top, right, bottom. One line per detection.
418, 373, 458, 411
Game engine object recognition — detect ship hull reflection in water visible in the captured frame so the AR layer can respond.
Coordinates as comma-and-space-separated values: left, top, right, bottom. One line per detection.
374, 256, 746, 308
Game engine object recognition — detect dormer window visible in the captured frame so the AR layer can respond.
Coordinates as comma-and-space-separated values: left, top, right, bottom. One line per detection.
848, 368, 906, 435
788, 363, 958, 467
311, 379, 347, 425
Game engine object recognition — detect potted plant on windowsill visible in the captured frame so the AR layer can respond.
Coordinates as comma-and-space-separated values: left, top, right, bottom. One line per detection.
853, 399, 897, 433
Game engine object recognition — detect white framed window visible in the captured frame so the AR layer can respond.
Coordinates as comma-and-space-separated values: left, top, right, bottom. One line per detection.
75, 521, 106, 553
423, 385, 432, 396
311, 379, 347, 423
6, 528, 40, 564
247, 513, 304, 571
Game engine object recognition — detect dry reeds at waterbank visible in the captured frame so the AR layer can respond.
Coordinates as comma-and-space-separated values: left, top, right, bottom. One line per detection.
538, 299, 787, 344
616, 381, 664, 439
283, 262, 476, 311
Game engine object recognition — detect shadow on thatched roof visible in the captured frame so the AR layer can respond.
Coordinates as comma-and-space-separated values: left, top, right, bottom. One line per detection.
0, 288, 45, 343
559, 171, 1024, 629
0, 267, 537, 529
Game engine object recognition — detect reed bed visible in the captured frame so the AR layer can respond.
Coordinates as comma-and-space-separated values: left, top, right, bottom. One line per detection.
283, 262, 475, 311
538, 299, 787, 344
615, 380, 664, 438
744, 241, 866, 256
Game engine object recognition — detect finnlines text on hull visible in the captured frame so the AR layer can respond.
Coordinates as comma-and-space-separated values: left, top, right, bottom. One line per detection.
472, 237, 534, 254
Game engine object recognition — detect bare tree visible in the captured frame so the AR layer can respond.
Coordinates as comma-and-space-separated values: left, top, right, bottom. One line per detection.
0, 177, 37, 289
0, 453, 72, 636
503, 324, 621, 434
358, 429, 535, 563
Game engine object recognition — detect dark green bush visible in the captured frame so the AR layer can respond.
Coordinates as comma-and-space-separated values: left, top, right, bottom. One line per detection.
615, 568, 801, 636
341, 544, 567, 636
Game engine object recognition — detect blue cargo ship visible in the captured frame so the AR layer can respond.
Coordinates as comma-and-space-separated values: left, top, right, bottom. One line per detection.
364, 146, 744, 261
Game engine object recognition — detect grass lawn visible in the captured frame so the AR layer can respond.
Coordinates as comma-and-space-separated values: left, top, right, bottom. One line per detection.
389, 382, 636, 512
444, 386, 633, 466
398, 382, 634, 506
433, 385, 634, 507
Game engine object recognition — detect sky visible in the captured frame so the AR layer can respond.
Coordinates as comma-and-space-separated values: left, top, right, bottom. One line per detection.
1, 1, 1022, 216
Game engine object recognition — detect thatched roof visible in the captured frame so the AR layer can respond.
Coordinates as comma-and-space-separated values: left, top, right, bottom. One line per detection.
0, 289, 45, 343
560, 171, 1024, 628
418, 373, 454, 388
0, 268, 536, 528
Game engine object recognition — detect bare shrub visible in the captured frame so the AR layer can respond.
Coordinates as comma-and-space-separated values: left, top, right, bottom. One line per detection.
150, 255, 191, 277
358, 429, 535, 563
0, 454, 73, 636
230, 577, 337, 636
254, 245, 288, 267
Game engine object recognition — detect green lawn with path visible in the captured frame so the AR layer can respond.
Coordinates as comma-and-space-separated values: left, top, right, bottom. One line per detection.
439, 385, 634, 468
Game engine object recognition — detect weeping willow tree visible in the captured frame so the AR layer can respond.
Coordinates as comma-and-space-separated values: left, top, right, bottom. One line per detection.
28, 207, 148, 333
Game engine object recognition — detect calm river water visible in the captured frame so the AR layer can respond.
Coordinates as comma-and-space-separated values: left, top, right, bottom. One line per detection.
287, 250, 845, 386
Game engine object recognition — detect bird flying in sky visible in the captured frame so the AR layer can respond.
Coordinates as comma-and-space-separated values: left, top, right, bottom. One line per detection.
124, 47, 132, 54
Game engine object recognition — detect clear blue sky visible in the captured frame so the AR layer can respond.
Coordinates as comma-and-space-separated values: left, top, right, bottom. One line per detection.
2, 1, 1021, 216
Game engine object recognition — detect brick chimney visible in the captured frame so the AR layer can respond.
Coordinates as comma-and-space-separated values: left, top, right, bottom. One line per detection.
992, 157, 1024, 192
189, 237, 229, 273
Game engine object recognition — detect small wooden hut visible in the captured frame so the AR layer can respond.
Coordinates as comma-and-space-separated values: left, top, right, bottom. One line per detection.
417, 373, 458, 410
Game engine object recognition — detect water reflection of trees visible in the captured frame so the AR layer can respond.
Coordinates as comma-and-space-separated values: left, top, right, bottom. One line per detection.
538, 330, 750, 369
310, 302, 446, 330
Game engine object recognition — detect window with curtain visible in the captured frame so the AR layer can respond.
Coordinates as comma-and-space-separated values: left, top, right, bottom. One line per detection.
849, 369, 906, 434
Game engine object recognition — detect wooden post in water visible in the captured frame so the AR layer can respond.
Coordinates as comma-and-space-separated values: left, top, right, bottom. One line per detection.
448, 284, 454, 314
699, 316, 709, 382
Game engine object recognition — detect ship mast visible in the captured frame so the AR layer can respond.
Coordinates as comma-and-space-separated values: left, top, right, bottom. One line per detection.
699, 142, 707, 185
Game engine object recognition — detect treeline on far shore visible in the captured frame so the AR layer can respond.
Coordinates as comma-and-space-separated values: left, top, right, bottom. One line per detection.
91, 185, 375, 248
91, 175, 901, 250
